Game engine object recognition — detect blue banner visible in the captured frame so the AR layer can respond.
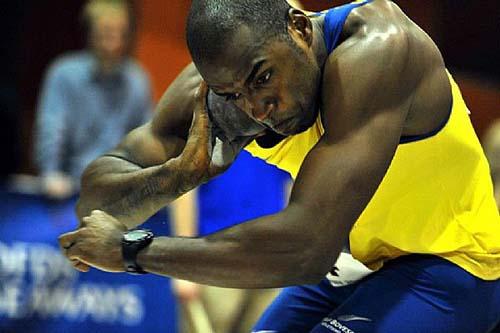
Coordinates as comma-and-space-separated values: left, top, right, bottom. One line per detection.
0, 189, 178, 333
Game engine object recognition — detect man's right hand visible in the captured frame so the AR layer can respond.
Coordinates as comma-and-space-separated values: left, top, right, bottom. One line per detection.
73, 65, 249, 229
178, 81, 251, 185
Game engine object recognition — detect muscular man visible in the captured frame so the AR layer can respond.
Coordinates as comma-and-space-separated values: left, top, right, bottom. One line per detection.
59, 1, 500, 332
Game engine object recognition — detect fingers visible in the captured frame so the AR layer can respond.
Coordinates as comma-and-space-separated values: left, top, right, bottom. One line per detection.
63, 233, 94, 273
71, 259, 90, 272
59, 230, 90, 273
89, 209, 111, 218
208, 136, 253, 176
79, 209, 103, 227
58, 230, 80, 249
182, 80, 213, 169
60, 229, 87, 260
74, 262, 90, 272
80, 210, 126, 230
194, 80, 208, 110
191, 81, 211, 131
60, 211, 125, 274
64, 239, 82, 260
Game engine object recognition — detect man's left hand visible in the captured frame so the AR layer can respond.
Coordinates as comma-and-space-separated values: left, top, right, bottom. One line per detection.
59, 210, 127, 273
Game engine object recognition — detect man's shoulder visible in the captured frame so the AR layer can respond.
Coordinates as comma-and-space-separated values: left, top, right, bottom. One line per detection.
46, 51, 91, 80
51, 51, 91, 69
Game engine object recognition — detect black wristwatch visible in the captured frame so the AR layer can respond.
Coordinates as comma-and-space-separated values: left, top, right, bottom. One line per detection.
122, 229, 154, 275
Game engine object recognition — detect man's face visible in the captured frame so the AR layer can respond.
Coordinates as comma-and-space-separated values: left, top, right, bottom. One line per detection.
90, 11, 130, 66
197, 25, 321, 137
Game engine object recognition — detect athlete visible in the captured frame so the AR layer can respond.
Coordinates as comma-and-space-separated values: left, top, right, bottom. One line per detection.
59, 0, 500, 332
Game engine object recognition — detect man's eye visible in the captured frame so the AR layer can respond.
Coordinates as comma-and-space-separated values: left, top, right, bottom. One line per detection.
256, 71, 272, 86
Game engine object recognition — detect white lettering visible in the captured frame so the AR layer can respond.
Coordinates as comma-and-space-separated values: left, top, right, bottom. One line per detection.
0, 282, 23, 318
29, 243, 76, 285
119, 287, 144, 325
27, 285, 144, 325
321, 318, 355, 333
0, 242, 145, 325
0, 242, 27, 278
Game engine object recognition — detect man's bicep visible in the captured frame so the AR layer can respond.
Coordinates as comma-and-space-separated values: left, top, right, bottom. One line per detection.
108, 63, 203, 167
290, 108, 404, 213
287, 32, 415, 245
108, 122, 185, 168
107, 97, 191, 168
281, 111, 403, 276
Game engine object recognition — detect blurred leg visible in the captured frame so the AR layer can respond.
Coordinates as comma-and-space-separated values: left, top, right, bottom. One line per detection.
234, 288, 281, 333
202, 285, 246, 333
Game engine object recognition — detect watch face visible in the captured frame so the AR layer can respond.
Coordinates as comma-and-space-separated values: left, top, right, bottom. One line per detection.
125, 230, 150, 242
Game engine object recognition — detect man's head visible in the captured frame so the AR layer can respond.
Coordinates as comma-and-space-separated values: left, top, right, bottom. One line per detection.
82, 0, 132, 71
187, 0, 323, 137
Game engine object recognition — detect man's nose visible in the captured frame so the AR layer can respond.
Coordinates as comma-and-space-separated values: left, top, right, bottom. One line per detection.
251, 98, 278, 122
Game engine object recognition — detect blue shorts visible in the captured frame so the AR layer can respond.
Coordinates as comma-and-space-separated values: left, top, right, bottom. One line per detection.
252, 255, 500, 333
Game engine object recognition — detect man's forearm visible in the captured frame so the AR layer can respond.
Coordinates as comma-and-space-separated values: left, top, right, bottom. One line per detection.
77, 155, 196, 229
136, 207, 337, 288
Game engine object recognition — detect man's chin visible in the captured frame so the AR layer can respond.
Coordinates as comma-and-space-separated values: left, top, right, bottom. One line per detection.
274, 123, 309, 136
292, 115, 318, 135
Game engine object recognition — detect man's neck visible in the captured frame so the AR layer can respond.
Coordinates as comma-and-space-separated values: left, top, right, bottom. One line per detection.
311, 16, 328, 68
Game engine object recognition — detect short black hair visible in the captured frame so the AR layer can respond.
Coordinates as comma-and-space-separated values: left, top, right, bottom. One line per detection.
186, 0, 292, 65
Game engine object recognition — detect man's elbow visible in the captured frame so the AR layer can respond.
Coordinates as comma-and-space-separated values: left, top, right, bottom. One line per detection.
75, 160, 105, 220
75, 184, 97, 220
290, 246, 337, 285
75, 198, 90, 221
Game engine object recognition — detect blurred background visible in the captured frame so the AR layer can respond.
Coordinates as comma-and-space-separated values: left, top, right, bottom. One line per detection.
0, 0, 498, 332
1, 0, 499, 178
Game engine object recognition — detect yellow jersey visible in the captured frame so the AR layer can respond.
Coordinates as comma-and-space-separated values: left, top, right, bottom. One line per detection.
245, 73, 500, 280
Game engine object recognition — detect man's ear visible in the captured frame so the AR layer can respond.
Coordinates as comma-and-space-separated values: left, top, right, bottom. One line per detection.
287, 8, 313, 47
287, 0, 305, 9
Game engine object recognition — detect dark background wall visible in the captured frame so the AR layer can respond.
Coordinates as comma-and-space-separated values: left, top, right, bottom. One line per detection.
2, 0, 499, 176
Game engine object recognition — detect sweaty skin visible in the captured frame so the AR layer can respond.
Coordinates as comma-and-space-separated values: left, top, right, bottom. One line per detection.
60, 0, 451, 287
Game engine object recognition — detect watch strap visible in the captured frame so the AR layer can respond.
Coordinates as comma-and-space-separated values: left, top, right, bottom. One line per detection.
122, 230, 154, 275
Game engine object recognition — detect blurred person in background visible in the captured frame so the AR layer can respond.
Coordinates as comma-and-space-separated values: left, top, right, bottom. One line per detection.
34, 0, 152, 200
171, 151, 291, 333
483, 120, 500, 208
482, 123, 500, 333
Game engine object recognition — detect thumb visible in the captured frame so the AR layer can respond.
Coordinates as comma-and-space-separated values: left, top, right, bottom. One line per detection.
190, 81, 210, 137
184, 81, 214, 161
209, 135, 254, 175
